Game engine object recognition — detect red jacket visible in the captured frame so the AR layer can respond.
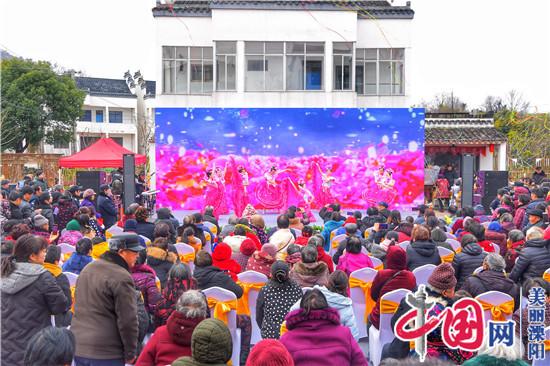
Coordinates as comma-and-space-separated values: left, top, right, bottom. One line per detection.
484, 230, 506, 256
477, 240, 496, 253
212, 243, 241, 281
397, 232, 411, 244
295, 236, 310, 246
246, 232, 262, 251
136, 312, 205, 366
316, 246, 334, 273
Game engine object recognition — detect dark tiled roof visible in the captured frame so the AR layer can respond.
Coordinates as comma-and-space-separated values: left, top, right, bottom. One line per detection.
152, 0, 414, 19
75, 77, 156, 99
425, 119, 507, 145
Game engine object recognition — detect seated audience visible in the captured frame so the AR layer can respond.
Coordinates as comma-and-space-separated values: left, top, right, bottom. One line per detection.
484, 221, 507, 255
270, 214, 296, 259
321, 212, 345, 250
23, 327, 75, 366
135, 206, 155, 241
193, 250, 243, 298
406, 225, 441, 271
250, 214, 268, 245
62, 238, 93, 275
308, 235, 334, 273
43, 245, 72, 327
131, 249, 162, 319
147, 237, 178, 288
231, 238, 256, 272
452, 234, 487, 289
91, 236, 109, 260
212, 242, 241, 281
336, 236, 373, 275
58, 219, 84, 246
510, 227, 550, 284
289, 245, 329, 288
155, 263, 196, 327
223, 225, 249, 254
295, 225, 313, 246
247, 243, 277, 277
431, 228, 454, 252
245, 339, 294, 366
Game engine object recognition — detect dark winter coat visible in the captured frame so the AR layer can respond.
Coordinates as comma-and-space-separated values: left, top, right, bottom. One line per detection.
256, 279, 303, 339
36, 203, 55, 229
42, 264, 73, 327
146, 247, 178, 289
33, 178, 48, 192
193, 265, 243, 298
136, 311, 205, 366
1, 263, 69, 366
56, 197, 78, 231
20, 200, 34, 219
131, 263, 162, 316
289, 261, 329, 288
71, 251, 139, 361
461, 270, 520, 310
97, 193, 118, 229
452, 243, 487, 289
509, 238, 550, 284
522, 198, 546, 228
136, 220, 155, 241
513, 204, 528, 230
406, 240, 442, 271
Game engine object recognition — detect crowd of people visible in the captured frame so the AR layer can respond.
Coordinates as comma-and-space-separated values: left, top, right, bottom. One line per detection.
1, 170, 550, 366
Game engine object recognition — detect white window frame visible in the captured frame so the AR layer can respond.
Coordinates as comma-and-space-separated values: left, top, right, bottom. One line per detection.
215, 41, 237, 91
356, 48, 405, 96
333, 42, 354, 91
162, 46, 213, 95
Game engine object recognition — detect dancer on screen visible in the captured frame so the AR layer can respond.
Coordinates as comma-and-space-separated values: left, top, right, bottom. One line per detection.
290, 178, 316, 222
203, 165, 228, 218
254, 165, 288, 211
229, 157, 249, 217
312, 162, 336, 208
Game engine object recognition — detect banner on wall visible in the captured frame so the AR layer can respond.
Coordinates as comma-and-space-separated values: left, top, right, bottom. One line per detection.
155, 108, 425, 216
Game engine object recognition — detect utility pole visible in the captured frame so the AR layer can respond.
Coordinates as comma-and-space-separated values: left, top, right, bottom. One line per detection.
124, 70, 149, 157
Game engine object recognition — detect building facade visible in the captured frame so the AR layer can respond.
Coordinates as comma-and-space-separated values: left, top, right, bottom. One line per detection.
43, 77, 156, 155
152, 0, 415, 108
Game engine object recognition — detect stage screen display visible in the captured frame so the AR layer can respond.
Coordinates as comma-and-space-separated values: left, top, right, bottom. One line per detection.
155, 108, 425, 216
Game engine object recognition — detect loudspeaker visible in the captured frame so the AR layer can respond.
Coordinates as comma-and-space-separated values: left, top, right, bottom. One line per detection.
122, 154, 136, 210
76, 171, 107, 195
477, 171, 509, 213
461, 154, 475, 208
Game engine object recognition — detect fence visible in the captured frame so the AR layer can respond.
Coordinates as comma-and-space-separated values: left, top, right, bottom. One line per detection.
508, 157, 550, 181
0, 153, 62, 186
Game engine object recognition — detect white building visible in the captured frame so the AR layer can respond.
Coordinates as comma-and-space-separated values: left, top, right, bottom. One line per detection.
152, 0, 415, 108
43, 77, 156, 155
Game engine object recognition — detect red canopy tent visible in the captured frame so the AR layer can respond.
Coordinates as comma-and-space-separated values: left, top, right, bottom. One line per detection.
59, 138, 146, 168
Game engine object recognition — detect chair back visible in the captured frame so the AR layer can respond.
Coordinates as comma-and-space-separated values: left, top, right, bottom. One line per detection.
105, 225, 124, 239
491, 242, 500, 253
398, 241, 410, 250
369, 256, 383, 271
446, 239, 461, 252
302, 287, 313, 294
58, 243, 75, 255
293, 229, 302, 238
445, 232, 456, 239
329, 234, 347, 257
543, 268, 550, 283
139, 235, 151, 246
437, 246, 454, 263
203, 287, 241, 366
473, 266, 483, 275
349, 267, 377, 339
413, 264, 436, 286
364, 227, 374, 239
475, 291, 514, 327
63, 272, 78, 287
237, 271, 268, 344
174, 243, 195, 273
379, 289, 411, 346
202, 221, 217, 236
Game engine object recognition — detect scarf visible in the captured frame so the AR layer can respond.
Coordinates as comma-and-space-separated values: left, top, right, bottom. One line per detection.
43, 262, 62, 277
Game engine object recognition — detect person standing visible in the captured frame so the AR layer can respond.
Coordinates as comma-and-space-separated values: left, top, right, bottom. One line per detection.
97, 184, 118, 230
71, 233, 145, 366
33, 170, 49, 192
532, 166, 547, 185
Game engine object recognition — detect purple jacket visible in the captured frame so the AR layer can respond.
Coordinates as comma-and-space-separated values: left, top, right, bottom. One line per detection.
280, 308, 367, 366
80, 198, 98, 218
131, 264, 162, 315
336, 252, 374, 276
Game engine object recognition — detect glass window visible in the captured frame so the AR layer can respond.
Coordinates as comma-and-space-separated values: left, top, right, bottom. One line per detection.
333, 42, 353, 54
216, 42, 236, 91
80, 110, 91, 122
355, 64, 364, 94
356, 48, 404, 95
245, 41, 285, 91
285, 42, 324, 91
162, 45, 212, 94
333, 43, 353, 90
286, 55, 304, 90
109, 111, 123, 123
96, 110, 103, 123
80, 136, 99, 150
286, 42, 304, 54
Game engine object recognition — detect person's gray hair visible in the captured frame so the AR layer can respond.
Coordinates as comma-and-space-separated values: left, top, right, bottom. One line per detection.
227, 215, 238, 225
484, 253, 505, 272
307, 235, 324, 248
345, 223, 358, 235
508, 229, 525, 243
175, 290, 208, 318
526, 227, 544, 241
499, 213, 513, 223
476, 334, 523, 361
301, 245, 318, 263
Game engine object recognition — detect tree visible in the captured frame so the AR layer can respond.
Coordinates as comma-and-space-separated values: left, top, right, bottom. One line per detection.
1, 58, 85, 153
421, 92, 468, 113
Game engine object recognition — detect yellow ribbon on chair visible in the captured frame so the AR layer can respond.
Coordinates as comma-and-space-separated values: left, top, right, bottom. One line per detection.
70, 286, 76, 313
380, 299, 400, 314
332, 240, 341, 249
349, 277, 376, 321
543, 272, 550, 283
544, 339, 550, 351
105, 231, 113, 239
440, 252, 455, 263
454, 247, 462, 254
280, 321, 288, 336
63, 252, 72, 262
179, 252, 196, 265
477, 299, 514, 321
236, 281, 265, 316
207, 298, 238, 325
374, 263, 384, 271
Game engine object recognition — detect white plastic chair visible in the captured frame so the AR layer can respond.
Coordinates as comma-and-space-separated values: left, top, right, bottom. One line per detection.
413, 264, 436, 286
491, 242, 500, 253
398, 241, 410, 250
106, 225, 124, 236
369, 289, 411, 366
437, 246, 454, 263
237, 271, 268, 345
174, 243, 195, 273
369, 256, 383, 271
202, 221, 218, 237
446, 239, 461, 252
203, 287, 241, 366
475, 291, 514, 327
58, 243, 75, 256
473, 266, 483, 275
293, 229, 302, 238
520, 296, 529, 310
532, 327, 550, 366
63, 272, 78, 287
349, 267, 377, 339
329, 234, 347, 257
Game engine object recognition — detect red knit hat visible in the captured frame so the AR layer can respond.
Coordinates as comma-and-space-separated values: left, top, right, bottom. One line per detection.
344, 216, 357, 225
428, 263, 457, 291
240, 238, 257, 256
245, 339, 294, 366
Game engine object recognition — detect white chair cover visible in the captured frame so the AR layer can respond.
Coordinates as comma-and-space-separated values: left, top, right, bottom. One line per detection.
302, 287, 313, 294
446, 239, 461, 252
491, 243, 500, 253
63, 272, 78, 287
520, 296, 529, 310
139, 235, 151, 246
473, 266, 483, 275
413, 264, 436, 286
369, 256, 383, 270
237, 271, 268, 344
369, 289, 411, 366
58, 243, 75, 255
349, 267, 377, 339
398, 241, 410, 250
437, 246, 454, 260
544, 268, 550, 282
174, 243, 195, 273
475, 291, 514, 327
202, 221, 217, 236
329, 234, 347, 257
293, 229, 302, 238
203, 287, 241, 366
106, 225, 124, 236
445, 232, 456, 239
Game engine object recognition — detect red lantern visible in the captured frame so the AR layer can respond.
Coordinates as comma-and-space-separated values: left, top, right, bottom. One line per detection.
489, 144, 495, 153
